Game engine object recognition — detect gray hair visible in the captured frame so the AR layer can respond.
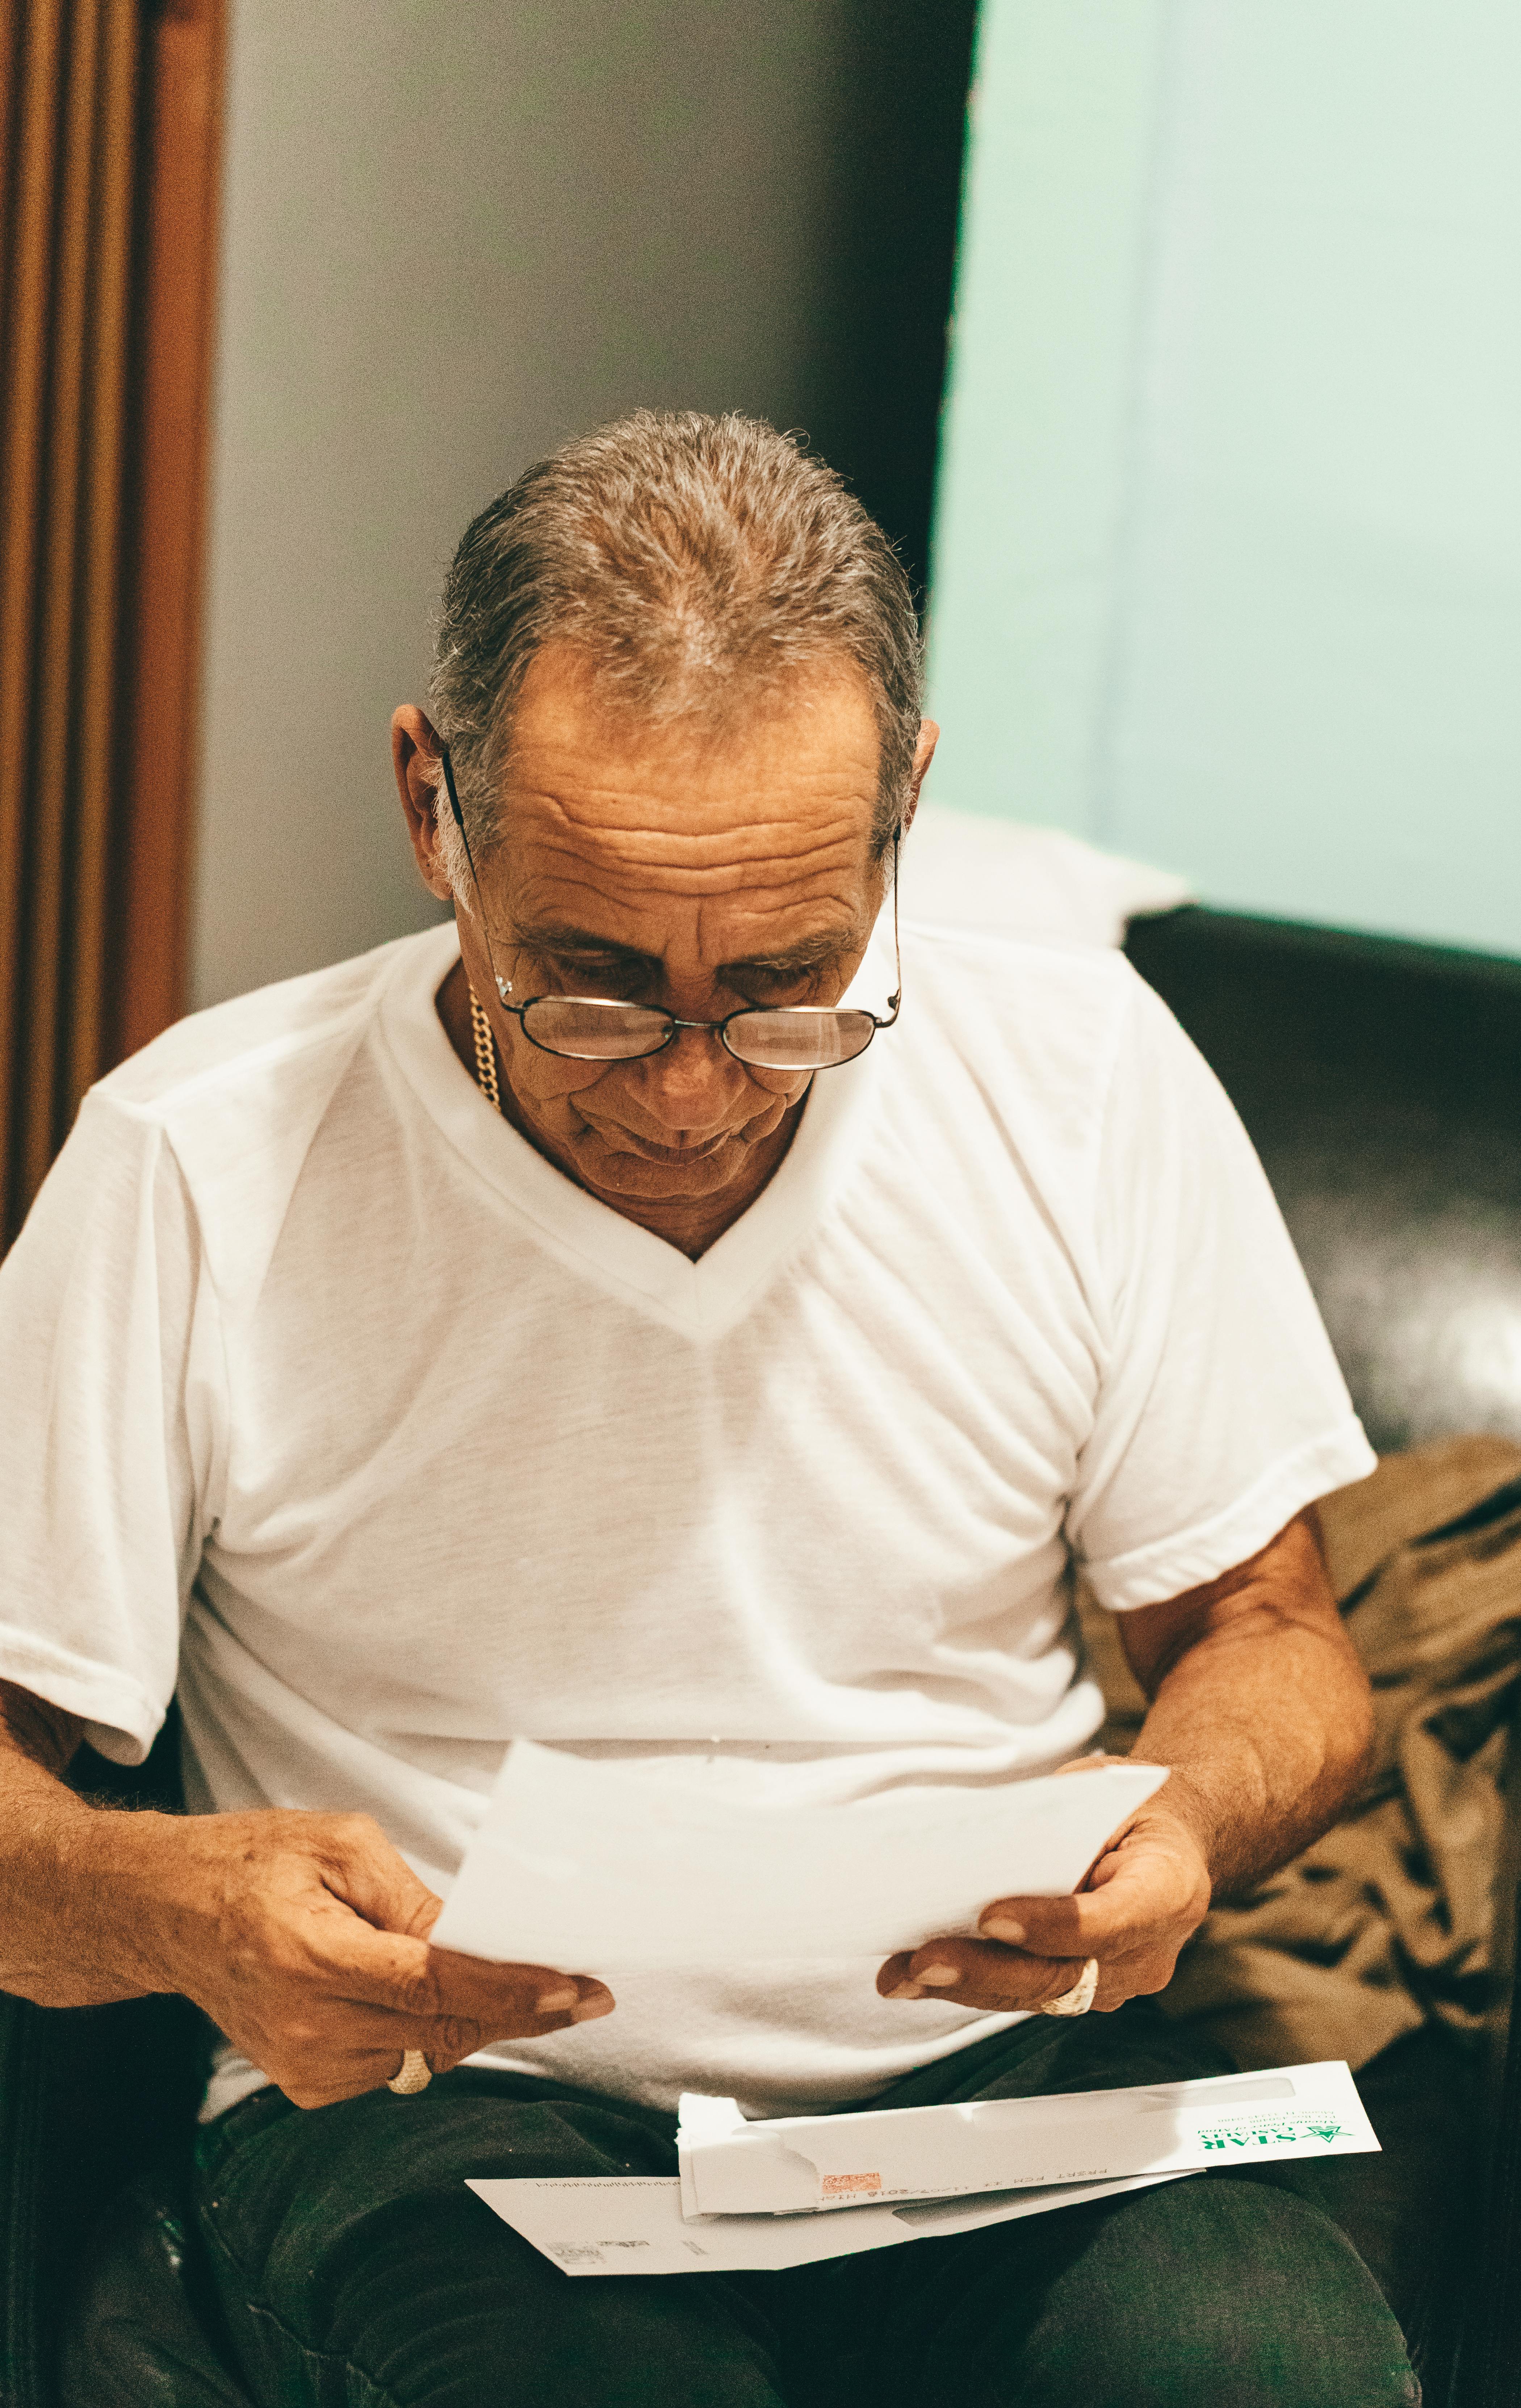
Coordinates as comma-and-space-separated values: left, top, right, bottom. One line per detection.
427, 410, 923, 890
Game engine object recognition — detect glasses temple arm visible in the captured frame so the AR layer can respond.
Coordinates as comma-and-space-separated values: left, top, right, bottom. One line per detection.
884, 825, 902, 1017
439, 747, 512, 1000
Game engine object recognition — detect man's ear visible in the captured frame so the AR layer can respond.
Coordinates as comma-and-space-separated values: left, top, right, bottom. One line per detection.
391, 705, 454, 902
900, 718, 940, 839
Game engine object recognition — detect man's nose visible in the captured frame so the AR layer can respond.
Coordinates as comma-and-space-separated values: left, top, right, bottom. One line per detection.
630, 1023, 747, 1129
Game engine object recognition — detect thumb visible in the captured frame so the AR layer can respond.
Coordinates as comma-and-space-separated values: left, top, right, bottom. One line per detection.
979, 1860, 1151, 1958
311, 1815, 444, 1941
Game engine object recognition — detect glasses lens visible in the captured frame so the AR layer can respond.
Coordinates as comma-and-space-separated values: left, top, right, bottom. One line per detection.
521, 998, 672, 1060
724, 1009, 876, 1071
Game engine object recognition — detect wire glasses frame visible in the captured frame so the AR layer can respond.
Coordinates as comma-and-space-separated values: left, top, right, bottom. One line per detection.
437, 749, 902, 1075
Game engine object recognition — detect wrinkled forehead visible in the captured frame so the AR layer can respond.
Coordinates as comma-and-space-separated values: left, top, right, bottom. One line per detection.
485, 646, 885, 937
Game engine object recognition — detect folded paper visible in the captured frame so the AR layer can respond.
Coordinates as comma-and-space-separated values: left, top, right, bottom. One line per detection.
430, 1739, 1169, 1967
468, 2168, 1187, 2276
676, 2060, 1378, 2216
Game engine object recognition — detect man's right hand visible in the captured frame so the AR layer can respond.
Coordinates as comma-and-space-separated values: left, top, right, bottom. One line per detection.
0, 1689, 615, 2114
143, 1806, 615, 2108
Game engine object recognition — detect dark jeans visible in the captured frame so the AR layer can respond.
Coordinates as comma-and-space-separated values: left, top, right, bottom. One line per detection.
191, 2003, 1418, 2408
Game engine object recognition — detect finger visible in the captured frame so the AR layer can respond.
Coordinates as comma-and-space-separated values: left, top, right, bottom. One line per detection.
403, 1956, 616, 2047
876, 1941, 1090, 2011
287, 1821, 623, 2020
309, 2020, 597, 2106
418, 1945, 615, 2026
271, 1983, 613, 2068
906, 1939, 1090, 2010
311, 1814, 448, 1941
388, 2004, 588, 2066
269, 1831, 619, 2022
977, 1851, 1186, 1958
337, 1924, 614, 2026
294, 1899, 608, 2028
262, 1987, 616, 2109
276, 2045, 478, 2113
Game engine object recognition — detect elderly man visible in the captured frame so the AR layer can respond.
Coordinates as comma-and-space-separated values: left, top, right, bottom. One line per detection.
0, 413, 1413, 2406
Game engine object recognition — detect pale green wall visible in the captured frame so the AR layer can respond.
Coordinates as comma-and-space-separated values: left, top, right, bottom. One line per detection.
928, 1, 1521, 956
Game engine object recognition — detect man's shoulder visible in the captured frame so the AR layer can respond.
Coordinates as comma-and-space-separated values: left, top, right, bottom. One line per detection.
904, 918, 1141, 994
95, 926, 453, 1125
901, 920, 1147, 1070
70, 929, 456, 1307
881, 925, 1177, 1205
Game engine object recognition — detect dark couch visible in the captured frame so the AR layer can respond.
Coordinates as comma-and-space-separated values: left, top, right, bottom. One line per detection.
3, 903, 1520, 2406
1124, 906, 1521, 2408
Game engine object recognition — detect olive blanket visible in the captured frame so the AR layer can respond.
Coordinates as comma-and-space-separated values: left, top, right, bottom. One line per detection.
1078, 1436, 1521, 2070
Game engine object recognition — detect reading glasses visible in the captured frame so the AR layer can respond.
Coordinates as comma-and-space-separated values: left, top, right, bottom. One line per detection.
439, 748, 902, 1075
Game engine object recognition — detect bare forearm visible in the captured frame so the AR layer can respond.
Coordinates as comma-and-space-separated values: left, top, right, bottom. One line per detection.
1131, 1608, 1373, 1899
0, 1682, 613, 2106
878, 1516, 1371, 2018
0, 1684, 175, 2006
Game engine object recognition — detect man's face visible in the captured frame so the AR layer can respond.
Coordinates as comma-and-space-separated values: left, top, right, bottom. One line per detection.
446, 647, 895, 1215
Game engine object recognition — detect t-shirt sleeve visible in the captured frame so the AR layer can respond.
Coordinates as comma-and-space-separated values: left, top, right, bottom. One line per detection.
0, 1092, 220, 1763
1066, 971, 1376, 1611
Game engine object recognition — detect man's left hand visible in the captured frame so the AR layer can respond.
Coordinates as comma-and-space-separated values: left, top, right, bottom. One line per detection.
876, 1796, 1212, 2014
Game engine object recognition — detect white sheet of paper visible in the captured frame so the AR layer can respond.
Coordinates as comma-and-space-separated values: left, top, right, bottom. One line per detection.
675, 2061, 1378, 2216
429, 1739, 1169, 1966
468, 2169, 1188, 2275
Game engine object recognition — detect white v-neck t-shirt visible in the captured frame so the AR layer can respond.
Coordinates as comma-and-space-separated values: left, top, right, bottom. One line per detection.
0, 920, 1373, 2118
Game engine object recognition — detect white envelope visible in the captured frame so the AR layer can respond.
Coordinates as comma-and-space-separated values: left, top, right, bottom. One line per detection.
469, 2168, 1190, 2276
429, 1738, 1169, 1968
676, 2061, 1378, 2216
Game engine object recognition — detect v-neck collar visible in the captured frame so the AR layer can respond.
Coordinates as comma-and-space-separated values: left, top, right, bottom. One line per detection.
379, 923, 883, 1341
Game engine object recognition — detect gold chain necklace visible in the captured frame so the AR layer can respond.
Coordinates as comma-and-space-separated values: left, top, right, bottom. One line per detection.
467, 983, 503, 1115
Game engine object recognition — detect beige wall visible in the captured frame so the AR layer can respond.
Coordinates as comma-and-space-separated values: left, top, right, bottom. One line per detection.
192, 0, 858, 1007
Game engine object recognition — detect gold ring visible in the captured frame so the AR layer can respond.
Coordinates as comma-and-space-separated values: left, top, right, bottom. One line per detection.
1039, 1958, 1099, 2016
386, 2049, 432, 2095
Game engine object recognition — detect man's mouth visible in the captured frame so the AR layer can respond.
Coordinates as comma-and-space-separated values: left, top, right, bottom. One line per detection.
607, 1130, 732, 1165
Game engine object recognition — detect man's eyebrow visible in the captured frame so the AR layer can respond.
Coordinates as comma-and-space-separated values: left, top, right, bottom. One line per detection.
721, 928, 858, 975
509, 921, 659, 965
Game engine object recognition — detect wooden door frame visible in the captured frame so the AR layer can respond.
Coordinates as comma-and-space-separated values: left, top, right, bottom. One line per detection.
114, 0, 226, 1062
